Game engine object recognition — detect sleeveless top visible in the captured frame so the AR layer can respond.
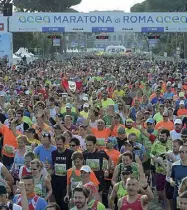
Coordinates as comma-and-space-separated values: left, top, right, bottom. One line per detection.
117, 181, 128, 199
21, 166, 32, 177
34, 175, 47, 198
70, 169, 82, 192
120, 194, 143, 210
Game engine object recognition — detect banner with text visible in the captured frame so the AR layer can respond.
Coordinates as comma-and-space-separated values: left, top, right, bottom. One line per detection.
9, 12, 187, 33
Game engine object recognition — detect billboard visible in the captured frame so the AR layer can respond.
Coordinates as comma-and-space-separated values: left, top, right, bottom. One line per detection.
9, 12, 187, 33
0, 33, 13, 66
0, 16, 7, 32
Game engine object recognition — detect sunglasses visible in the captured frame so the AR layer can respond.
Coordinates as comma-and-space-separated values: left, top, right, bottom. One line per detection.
147, 123, 153, 125
179, 151, 187, 154
163, 115, 169, 117
70, 144, 76, 147
121, 171, 132, 176
43, 133, 51, 137
31, 168, 38, 171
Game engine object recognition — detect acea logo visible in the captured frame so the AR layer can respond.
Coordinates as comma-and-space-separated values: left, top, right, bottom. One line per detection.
19, 15, 51, 23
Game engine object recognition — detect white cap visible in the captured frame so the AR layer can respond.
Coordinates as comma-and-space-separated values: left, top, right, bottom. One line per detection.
83, 96, 88, 101
166, 81, 171, 86
83, 103, 89, 108
179, 100, 185, 105
174, 119, 182, 125
80, 165, 91, 173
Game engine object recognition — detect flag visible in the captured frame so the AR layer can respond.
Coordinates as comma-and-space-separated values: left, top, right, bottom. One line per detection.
61, 79, 82, 92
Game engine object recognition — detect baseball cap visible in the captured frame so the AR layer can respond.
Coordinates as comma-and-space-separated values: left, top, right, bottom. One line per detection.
179, 100, 185, 105
117, 126, 126, 134
107, 137, 118, 146
146, 118, 155, 124
80, 165, 91, 173
166, 81, 171, 86
83, 103, 89, 108
174, 119, 182, 125
179, 92, 185, 97
65, 103, 72, 108
76, 117, 84, 126
83, 96, 89, 101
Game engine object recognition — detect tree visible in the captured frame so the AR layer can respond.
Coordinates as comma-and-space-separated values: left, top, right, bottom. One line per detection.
13, 0, 82, 12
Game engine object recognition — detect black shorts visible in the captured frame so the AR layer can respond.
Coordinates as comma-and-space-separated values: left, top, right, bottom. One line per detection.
165, 181, 174, 200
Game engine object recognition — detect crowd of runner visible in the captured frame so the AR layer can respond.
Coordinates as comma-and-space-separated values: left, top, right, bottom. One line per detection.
0, 54, 186, 209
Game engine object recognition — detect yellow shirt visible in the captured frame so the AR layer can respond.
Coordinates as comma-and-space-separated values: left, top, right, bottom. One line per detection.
60, 106, 76, 114
101, 98, 115, 109
113, 90, 125, 98
80, 111, 89, 119
125, 127, 141, 139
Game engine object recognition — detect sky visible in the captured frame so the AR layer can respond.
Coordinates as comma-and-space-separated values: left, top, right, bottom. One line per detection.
72, 0, 145, 12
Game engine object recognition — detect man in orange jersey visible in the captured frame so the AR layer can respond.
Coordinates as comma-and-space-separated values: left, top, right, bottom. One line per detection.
155, 111, 174, 131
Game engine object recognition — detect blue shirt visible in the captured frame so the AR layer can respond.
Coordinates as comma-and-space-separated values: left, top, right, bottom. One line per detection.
175, 99, 187, 109
171, 160, 187, 198
13, 194, 47, 210
163, 92, 174, 99
151, 96, 165, 105
34, 145, 56, 164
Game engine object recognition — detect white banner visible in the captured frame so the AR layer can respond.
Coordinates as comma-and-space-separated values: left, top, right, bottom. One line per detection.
9, 12, 187, 33
0, 16, 7, 32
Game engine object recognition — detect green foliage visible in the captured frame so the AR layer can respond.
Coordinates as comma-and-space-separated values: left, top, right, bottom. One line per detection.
13, 0, 82, 12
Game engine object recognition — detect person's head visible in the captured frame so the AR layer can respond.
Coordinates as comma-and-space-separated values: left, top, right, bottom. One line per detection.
179, 145, 187, 162
126, 119, 134, 129
146, 118, 155, 130
117, 84, 121, 91
97, 119, 105, 130
17, 135, 27, 149
62, 131, 72, 143
85, 135, 96, 153
80, 165, 91, 181
64, 115, 73, 125
53, 124, 62, 137
41, 133, 51, 148
159, 129, 170, 143
106, 137, 118, 150
25, 128, 38, 140
15, 109, 23, 121
121, 151, 133, 166
179, 191, 187, 210
45, 203, 61, 210
162, 111, 169, 122
83, 103, 89, 112
174, 119, 183, 131
168, 107, 173, 116
172, 139, 183, 154
24, 152, 35, 168
69, 138, 80, 151
65, 103, 72, 113
56, 135, 66, 151
0, 186, 7, 205
159, 104, 164, 114
72, 152, 84, 168
121, 166, 133, 182
117, 126, 126, 140
102, 92, 108, 100
180, 100, 185, 109
164, 99, 171, 107
156, 89, 161, 97
182, 129, 187, 143
113, 113, 121, 124
7, 109, 15, 120
134, 99, 139, 107
21, 175, 35, 196
73, 185, 90, 209
78, 125, 87, 136
128, 133, 137, 143
124, 140, 134, 152
49, 97, 55, 106
179, 92, 185, 100
30, 159, 43, 177
126, 177, 139, 196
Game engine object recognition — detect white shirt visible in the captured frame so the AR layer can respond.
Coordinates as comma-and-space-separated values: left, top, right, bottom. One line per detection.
170, 129, 181, 141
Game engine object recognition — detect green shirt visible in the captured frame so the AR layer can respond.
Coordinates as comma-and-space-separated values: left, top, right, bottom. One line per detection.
153, 112, 163, 123
150, 139, 172, 175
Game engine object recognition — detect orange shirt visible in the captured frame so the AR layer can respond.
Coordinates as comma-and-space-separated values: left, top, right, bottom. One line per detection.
155, 120, 174, 131
0, 125, 18, 157
104, 149, 120, 166
111, 124, 126, 137
91, 128, 111, 150
67, 168, 99, 186
177, 109, 187, 116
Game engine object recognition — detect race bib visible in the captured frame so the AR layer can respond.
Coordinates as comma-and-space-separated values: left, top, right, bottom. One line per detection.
55, 164, 67, 176
102, 159, 108, 171
34, 183, 42, 196
86, 159, 100, 171
96, 138, 105, 146
4, 145, 15, 155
